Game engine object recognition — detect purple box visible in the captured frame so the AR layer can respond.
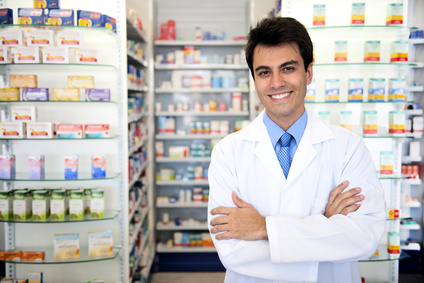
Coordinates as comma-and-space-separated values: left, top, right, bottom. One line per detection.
85, 89, 110, 101
22, 88, 49, 101
0, 9, 13, 24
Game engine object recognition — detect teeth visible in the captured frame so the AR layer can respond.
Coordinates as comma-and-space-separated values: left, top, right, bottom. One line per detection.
271, 92, 290, 99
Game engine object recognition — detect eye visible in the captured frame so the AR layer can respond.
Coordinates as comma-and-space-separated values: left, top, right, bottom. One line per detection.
258, 70, 270, 77
282, 66, 295, 72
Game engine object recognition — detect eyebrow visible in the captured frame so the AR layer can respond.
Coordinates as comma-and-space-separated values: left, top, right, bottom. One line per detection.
254, 60, 300, 74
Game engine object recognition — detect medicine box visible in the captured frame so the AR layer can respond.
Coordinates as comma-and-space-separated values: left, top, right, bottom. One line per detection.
75, 48, 100, 64
57, 124, 83, 138
363, 110, 378, 135
0, 155, 15, 179
13, 46, 41, 63
28, 155, 45, 180
46, 9, 74, 26
325, 79, 340, 102
389, 111, 405, 135
0, 47, 11, 63
88, 231, 113, 257
318, 111, 331, 124
90, 188, 105, 218
380, 151, 394, 175
33, 0, 60, 9
64, 155, 78, 179
57, 30, 83, 47
386, 3, 403, 26
25, 29, 54, 46
169, 146, 190, 158
351, 3, 365, 25
102, 15, 116, 33
54, 233, 80, 260
69, 189, 84, 220
0, 30, 23, 46
390, 41, 408, 62
364, 41, 380, 62
334, 41, 348, 62
52, 88, 79, 101
11, 105, 37, 121
0, 250, 22, 261
77, 10, 103, 27
68, 75, 95, 89
50, 189, 67, 221
32, 189, 50, 221
0, 191, 13, 220
85, 89, 111, 101
0, 122, 26, 138
28, 271, 43, 283
368, 78, 386, 102
18, 8, 46, 25
10, 74, 38, 88
387, 232, 400, 256
91, 155, 106, 179
348, 78, 364, 102
42, 46, 69, 63
26, 122, 53, 138
313, 4, 326, 26
0, 88, 20, 101
0, 9, 13, 24
85, 124, 110, 138
388, 78, 406, 101
13, 190, 32, 221
340, 111, 353, 131
22, 251, 45, 261
21, 88, 49, 101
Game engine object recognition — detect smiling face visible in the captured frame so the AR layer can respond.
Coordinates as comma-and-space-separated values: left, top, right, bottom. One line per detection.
253, 43, 313, 130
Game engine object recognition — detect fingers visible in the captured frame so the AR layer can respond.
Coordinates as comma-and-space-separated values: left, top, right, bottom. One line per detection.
328, 181, 349, 205
340, 204, 361, 216
232, 191, 247, 208
210, 206, 232, 216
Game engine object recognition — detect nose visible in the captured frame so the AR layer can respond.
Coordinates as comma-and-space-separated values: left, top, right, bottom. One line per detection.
270, 72, 286, 89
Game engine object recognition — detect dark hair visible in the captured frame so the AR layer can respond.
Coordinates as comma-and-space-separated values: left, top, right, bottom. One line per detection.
245, 17, 313, 79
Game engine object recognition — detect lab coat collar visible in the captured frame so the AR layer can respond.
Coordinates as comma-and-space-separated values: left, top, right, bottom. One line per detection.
236, 109, 337, 187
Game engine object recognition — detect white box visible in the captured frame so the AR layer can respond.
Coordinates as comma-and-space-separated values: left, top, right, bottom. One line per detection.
75, 48, 100, 64
0, 30, 23, 46
0, 122, 26, 138
26, 122, 53, 138
25, 29, 54, 46
88, 231, 113, 257
11, 106, 37, 122
54, 233, 80, 260
42, 46, 69, 64
57, 30, 83, 47
0, 47, 11, 63
13, 46, 40, 64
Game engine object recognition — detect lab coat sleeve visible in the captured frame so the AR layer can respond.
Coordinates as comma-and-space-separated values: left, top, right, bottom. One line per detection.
267, 133, 386, 263
208, 136, 319, 282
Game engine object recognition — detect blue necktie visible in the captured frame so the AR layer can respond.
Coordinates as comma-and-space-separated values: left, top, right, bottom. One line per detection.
277, 132, 293, 178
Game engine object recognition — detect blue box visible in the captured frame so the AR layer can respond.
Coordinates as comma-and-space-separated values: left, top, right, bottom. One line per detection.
33, 0, 60, 9
91, 155, 106, 178
102, 15, 116, 33
77, 10, 103, 27
18, 8, 46, 25
47, 9, 74, 26
0, 9, 13, 25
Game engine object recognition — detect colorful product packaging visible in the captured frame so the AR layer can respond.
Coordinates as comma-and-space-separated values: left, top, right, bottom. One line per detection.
85, 124, 110, 138
340, 111, 353, 130
22, 251, 45, 261
28, 271, 43, 283
0, 122, 26, 138
77, 10, 103, 27
0, 9, 13, 24
389, 111, 405, 135
91, 154, 106, 178
68, 75, 94, 88
10, 74, 38, 88
85, 89, 111, 101
388, 208, 399, 219
387, 232, 400, 257
90, 188, 105, 218
28, 155, 45, 179
26, 122, 53, 138
390, 41, 408, 62
64, 155, 78, 179
13, 190, 32, 221
46, 9, 74, 26
75, 48, 100, 64
42, 46, 69, 63
52, 88, 80, 101
56, 30, 83, 47
11, 106, 37, 121
348, 78, 364, 102
0, 155, 15, 179
54, 233, 80, 260
0, 47, 11, 63
318, 111, 331, 124
325, 79, 340, 102
57, 124, 83, 138
351, 3, 365, 25
25, 29, 54, 46
388, 78, 406, 101
17, 8, 46, 25
32, 189, 50, 221
0, 191, 13, 220
50, 189, 67, 221
386, 3, 403, 26
364, 41, 381, 62
368, 78, 386, 102
83, 188, 92, 216
69, 189, 84, 220
362, 110, 378, 136
313, 4, 326, 26
0, 88, 20, 101
102, 15, 116, 33
88, 231, 113, 257
13, 46, 41, 63
21, 88, 49, 101
0, 30, 23, 46
33, 0, 60, 9
380, 151, 394, 175
334, 41, 348, 62
0, 250, 22, 261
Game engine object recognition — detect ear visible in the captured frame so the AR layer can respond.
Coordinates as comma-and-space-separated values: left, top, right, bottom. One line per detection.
306, 62, 313, 85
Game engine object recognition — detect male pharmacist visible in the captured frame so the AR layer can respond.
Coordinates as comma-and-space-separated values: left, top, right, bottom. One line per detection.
208, 17, 386, 283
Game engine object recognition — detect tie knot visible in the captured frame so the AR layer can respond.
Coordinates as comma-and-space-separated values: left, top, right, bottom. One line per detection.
280, 132, 292, 147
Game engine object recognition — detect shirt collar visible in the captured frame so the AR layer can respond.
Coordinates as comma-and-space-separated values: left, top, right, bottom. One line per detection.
263, 110, 308, 147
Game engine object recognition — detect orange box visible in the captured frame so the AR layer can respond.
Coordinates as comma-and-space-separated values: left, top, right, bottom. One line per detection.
10, 74, 37, 88
0, 250, 22, 260
22, 251, 45, 261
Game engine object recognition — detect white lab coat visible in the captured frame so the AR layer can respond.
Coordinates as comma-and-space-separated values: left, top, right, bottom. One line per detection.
208, 110, 386, 283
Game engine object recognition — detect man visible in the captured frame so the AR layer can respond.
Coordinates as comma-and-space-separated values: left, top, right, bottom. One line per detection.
208, 17, 386, 283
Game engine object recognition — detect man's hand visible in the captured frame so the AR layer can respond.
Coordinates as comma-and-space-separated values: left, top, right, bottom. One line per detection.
325, 180, 364, 218
210, 191, 267, 241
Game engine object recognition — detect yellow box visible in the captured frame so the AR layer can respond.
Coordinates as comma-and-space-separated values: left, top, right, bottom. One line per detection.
52, 88, 80, 101
0, 88, 20, 101
10, 74, 37, 88
68, 75, 94, 89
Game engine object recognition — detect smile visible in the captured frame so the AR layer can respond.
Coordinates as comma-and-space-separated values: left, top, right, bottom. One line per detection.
270, 92, 291, 99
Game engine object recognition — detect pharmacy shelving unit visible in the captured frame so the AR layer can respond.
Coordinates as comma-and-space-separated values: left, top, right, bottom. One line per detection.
280, 0, 421, 282
153, 39, 250, 271
126, 11, 156, 283
0, 0, 132, 282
